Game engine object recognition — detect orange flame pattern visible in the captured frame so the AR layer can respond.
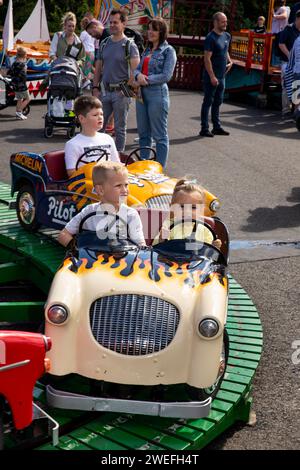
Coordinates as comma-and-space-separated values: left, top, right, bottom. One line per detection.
62, 251, 227, 290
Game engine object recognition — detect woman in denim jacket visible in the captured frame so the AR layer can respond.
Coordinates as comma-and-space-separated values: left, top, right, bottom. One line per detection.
134, 18, 177, 167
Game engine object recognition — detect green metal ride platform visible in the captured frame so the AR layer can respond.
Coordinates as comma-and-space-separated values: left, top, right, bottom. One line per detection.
0, 182, 263, 450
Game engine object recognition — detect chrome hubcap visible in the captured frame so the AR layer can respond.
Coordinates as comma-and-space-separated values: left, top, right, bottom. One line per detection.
19, 192, 35, 225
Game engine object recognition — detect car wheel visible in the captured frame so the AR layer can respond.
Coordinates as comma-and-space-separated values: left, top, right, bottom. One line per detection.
44, 126, 53, 138
67, 127, 76, 138
22, 105, 30, 116
16, 184, 40, 232
186, 328, 229, 402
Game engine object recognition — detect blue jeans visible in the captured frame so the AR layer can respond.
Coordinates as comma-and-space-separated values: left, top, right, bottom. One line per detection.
101, 90, 131, 152
200, 76, 225, 131
136, 84, 170, 167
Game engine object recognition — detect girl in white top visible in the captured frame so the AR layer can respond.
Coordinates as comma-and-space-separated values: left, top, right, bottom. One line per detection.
272, 0, 290, 34
80, 16, 96, 88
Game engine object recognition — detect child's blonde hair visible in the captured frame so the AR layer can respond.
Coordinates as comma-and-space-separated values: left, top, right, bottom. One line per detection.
171, 178, 204, 204
92, 161, 127, 185
62, 11, 76, 28
16, 46, 27, 59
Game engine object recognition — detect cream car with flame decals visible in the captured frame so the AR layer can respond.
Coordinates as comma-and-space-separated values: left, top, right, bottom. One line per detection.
45, 215, 229, 419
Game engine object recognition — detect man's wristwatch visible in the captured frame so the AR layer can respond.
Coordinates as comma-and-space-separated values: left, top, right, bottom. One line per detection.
92, 85, 100, 90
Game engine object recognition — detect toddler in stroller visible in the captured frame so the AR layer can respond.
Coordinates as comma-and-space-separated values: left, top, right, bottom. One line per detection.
44, 56, 82, 138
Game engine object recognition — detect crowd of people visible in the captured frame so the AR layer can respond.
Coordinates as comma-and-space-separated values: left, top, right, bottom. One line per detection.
4, 4, 300, 245
251, 1, 300, 120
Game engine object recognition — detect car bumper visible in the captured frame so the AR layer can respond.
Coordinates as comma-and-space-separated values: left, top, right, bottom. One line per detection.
46, 385, 211, 419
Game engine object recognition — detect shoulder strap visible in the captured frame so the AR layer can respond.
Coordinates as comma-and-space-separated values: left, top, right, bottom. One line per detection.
125, 38, 134, 79
99, 36, 111, 58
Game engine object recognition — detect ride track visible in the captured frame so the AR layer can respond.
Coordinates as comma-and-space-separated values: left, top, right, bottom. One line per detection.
0, 182, 262, 450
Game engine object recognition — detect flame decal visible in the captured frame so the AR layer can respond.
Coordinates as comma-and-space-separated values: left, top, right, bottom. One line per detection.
63, 249, 227, 289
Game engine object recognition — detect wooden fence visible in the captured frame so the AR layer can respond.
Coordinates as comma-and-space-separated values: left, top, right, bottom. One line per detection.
169, 55, 204, 91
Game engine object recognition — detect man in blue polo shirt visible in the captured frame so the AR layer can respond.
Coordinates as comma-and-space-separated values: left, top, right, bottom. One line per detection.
199, 12, 232, 137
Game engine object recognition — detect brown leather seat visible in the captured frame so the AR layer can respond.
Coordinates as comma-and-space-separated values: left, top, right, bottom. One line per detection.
136, 207, 169, 245
136, 210, 229, 260
43, 150, 68, 181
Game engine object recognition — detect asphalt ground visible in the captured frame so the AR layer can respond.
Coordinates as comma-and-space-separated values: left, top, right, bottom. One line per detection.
0, 90, 300, 449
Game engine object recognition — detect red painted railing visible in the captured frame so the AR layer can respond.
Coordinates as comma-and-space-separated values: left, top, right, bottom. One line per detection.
169, 55, 204, 91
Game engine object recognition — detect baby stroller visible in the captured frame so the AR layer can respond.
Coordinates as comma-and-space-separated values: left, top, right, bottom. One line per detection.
44, 56, 82, 138
0, 73, 30, 115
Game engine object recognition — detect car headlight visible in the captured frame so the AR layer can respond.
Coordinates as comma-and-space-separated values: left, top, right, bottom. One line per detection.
210, 199, 220, 212
198, 318, 219, 338
47, 305, 69, 325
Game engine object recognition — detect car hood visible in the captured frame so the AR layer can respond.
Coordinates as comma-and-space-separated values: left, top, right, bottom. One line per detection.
62, 247, 226, 292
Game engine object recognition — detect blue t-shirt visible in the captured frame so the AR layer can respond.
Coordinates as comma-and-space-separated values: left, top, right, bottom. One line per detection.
204, 31, 231, 79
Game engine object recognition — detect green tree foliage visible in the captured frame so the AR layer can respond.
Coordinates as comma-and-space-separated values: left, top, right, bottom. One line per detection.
0, 0, 94, 35
0, 1, 285, 36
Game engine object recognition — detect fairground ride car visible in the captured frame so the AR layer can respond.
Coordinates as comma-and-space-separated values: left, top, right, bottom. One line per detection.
0, 331, 58, 449
10, 147, 220, 232
44, 213, 229, 419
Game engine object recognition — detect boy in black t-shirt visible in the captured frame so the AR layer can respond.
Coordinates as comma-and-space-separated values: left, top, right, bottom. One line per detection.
254, 16, 267, 34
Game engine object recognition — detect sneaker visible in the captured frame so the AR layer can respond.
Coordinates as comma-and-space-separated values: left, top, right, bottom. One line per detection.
212, 127, 230, 136
16, 112, 27, 120
199, 129, 214, 137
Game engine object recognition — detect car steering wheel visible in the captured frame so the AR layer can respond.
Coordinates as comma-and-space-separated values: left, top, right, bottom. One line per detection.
124, 146, 157, 166
168, 218, 217, 244
75, 148, 109, 171
77, 210, 140, 250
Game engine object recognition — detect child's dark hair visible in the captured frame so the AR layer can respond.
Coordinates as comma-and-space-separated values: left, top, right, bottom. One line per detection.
110, 8, 128, 23
74, 95, 102, 117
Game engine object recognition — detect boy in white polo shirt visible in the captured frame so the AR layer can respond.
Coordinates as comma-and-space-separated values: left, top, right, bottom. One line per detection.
64, 95, 119, 177
58, 161, 146, 247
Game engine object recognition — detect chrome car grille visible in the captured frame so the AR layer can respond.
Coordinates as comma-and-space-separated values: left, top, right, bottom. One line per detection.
89, 294, 180, 355
145, 195, 172, 210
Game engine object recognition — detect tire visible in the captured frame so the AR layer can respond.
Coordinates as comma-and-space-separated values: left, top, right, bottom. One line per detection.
67, 127, 76, 138
186, 328, 229, 402
44, 126, 53, 139
16, 184, 40, 232
22, 105, 30, 116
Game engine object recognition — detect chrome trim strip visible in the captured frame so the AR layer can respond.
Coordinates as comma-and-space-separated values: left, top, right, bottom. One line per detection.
0, 359, 30, 372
